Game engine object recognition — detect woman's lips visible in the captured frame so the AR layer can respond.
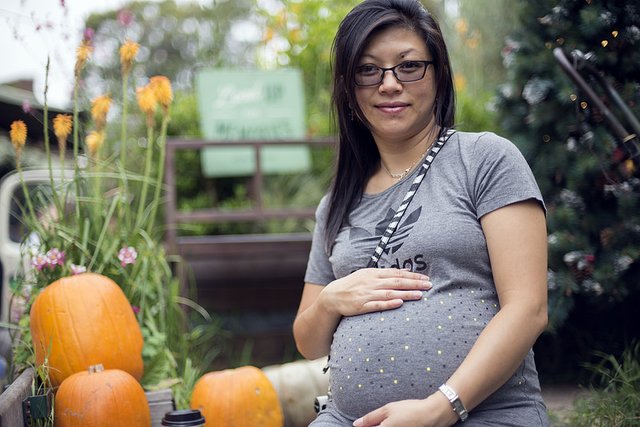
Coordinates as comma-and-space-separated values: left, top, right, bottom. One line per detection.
376, 103, 409, 114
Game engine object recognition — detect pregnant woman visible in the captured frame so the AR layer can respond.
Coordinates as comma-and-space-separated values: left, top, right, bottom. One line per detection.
293, 1, 550, 426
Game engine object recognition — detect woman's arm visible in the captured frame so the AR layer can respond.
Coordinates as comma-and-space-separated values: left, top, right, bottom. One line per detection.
445, 199, 548, 411
293, 269, 432, 360
355, 199, 548, 426
293, 283, 341, 360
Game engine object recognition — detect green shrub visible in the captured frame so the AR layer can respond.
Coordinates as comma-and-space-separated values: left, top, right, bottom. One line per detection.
568, 342, 640, 426
455, 87, 500, 133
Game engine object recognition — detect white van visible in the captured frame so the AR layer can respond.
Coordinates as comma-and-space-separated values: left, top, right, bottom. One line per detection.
0, 169, 72, 368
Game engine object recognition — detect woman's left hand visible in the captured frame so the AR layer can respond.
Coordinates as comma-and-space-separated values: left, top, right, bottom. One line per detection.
352, 392, 458, 427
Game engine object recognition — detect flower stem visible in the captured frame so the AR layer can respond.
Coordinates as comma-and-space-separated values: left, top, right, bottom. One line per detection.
93, 148, 103, 221
120, 72, 130, 226
88, 195, 119, 271
136, 121, 154, 229
59, 138, 66, 172
43, 58, 61, 214
72, 78, 81, 220
147, 110, 170, 234
17, 164, 40, 234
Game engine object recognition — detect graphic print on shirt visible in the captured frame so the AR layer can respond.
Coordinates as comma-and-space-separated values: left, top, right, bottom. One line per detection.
350, 206, 422, 257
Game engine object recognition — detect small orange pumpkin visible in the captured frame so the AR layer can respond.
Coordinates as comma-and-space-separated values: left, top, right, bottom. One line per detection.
55, 364, 151, 427
30, 272, 143, 387
190, 365, 284, 427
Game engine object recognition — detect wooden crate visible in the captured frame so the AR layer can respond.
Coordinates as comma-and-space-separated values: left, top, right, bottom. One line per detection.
0, 368, 34, 427
0, 368, 174, 426
146, 388, 175, 426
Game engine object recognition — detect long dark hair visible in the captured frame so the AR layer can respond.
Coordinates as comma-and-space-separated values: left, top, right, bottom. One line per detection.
325, 0, 456, 253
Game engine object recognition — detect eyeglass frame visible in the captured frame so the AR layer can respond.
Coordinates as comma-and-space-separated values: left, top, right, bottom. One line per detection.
354, 60, 435, 87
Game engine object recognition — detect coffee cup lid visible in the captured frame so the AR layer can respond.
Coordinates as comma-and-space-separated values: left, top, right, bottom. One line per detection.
161, 409, 206, 426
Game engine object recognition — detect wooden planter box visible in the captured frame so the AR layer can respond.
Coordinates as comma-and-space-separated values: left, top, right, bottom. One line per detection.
0, 368, 174, 426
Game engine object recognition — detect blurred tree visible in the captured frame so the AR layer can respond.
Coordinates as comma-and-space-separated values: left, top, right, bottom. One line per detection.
79, 0, 259, 229
442, 0, 525, 99
440, 0, 525, 133
82, 0, 256, 101
256, 0, 360, 136
494, 0, 640, 377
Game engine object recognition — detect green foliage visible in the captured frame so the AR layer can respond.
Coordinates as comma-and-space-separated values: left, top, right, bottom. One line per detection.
443, 0, 524, 100
494, 0, 640, 335
167, 92, 201, 137
257, 0, 360, 136
568, 342, 640, 426
455, 88, 500, 133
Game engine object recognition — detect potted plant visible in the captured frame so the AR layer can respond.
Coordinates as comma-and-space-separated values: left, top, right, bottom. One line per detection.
3, 33, 208, 424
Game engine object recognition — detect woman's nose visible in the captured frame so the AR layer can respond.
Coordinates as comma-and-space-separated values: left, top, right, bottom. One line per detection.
379, 69, 402, 92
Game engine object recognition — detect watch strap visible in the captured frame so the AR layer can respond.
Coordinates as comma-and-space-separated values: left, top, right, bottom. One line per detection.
438, 383, 469, 422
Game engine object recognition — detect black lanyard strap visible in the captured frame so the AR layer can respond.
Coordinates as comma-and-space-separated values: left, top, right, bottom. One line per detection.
367, 129, 454, 268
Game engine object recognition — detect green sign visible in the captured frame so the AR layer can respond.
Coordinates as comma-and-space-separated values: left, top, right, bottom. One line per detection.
195, 69, 310, 177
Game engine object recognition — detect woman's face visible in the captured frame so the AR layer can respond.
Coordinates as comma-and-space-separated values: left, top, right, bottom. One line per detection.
354, 26, 437, 144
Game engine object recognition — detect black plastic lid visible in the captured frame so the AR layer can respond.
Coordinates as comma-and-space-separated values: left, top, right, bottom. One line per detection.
161, 409, 206, 426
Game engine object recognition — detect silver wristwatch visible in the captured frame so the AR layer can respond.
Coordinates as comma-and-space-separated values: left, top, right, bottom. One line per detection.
438, 383, 469, 422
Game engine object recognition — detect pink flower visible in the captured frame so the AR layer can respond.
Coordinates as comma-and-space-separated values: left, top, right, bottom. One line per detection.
45, 248, 65, 268
118, 246, 138, 267
70, 264, 87, 275
22, 100, 32, 114
83, 27, 95, 42
117, 9, 134, 27
31, 253, 48, 271
131, 305, 140, 315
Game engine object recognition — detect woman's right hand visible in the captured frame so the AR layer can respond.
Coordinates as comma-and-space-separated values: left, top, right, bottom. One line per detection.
320, 268, 432, 317
294, 268, 431, 359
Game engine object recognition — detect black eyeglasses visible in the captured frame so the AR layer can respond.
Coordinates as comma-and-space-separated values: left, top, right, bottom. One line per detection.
355, 60, 434, 86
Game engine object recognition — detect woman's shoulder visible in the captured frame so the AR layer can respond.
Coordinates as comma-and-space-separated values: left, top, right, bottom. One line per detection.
314, 193, 331, 221
451, 130, 525, 160
453, 130, 514, 149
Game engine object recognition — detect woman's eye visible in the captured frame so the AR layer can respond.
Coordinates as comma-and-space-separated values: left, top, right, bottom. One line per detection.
399, 61, 421, 70
357, 65, 379, 75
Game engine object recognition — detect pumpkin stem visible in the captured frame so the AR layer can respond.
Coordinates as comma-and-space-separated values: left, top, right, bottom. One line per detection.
89, 364, 105, 374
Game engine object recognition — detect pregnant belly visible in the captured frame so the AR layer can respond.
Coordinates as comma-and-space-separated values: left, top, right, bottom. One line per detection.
328, 290, 497, 418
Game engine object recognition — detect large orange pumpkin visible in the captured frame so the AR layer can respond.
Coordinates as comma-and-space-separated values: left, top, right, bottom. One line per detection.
30, 272, 143, 387
55, 364, 151, 427
190, 365, 284, 427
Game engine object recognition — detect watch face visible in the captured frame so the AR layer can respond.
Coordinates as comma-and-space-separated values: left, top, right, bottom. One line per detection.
439, 384, 457, 400
440, 384, 468, 422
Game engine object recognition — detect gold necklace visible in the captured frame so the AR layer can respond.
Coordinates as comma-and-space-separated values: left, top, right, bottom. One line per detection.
380, 146, 430, 180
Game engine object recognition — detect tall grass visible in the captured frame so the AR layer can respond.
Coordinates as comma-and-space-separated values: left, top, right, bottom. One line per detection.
568, 342, 640, 426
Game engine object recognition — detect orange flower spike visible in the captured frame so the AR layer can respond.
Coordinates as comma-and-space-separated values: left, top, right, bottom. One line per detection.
119, 39, 139, 75
53, 114, 73, 144
136, 84, 157, 126
75, 39, 93, 76
10, 120, 27, 153
53, 114, 73, 157
91, 95, 112, 130
85, 130, 105, 157
149, 76, 173, 111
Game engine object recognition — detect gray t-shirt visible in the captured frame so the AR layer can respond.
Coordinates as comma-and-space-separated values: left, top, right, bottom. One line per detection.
306, 131, 549, 426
